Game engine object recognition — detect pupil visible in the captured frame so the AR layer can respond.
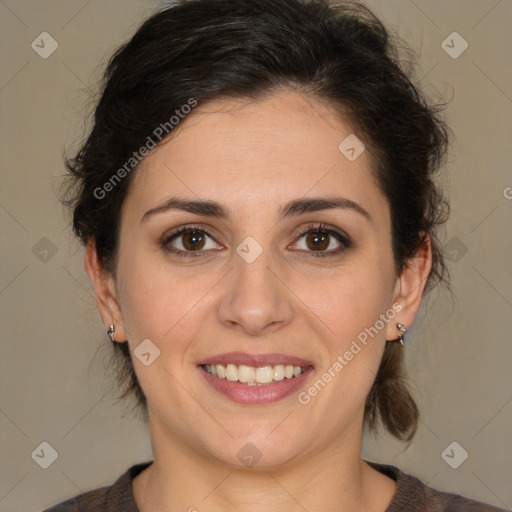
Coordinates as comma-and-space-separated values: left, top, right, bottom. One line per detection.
309, 232, 328, 250
184, 232, 204, 249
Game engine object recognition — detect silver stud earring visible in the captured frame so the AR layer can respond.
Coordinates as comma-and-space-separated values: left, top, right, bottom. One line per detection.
396, 323, 407, 346
107, 324, 115, 343
389, 323, 407, 346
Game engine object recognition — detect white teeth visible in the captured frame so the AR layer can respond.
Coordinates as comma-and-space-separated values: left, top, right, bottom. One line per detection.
238, 365, 255, 383
203, 363, 306, 385
255, 366, 273, 384
273, 364, 285, 381
225, 363, 238, 382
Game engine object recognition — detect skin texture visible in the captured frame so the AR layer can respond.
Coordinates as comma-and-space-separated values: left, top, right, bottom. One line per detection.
85, 90, 432, 512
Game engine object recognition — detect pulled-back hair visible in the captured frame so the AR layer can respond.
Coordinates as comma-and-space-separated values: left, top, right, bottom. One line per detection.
63, 0, 450, 441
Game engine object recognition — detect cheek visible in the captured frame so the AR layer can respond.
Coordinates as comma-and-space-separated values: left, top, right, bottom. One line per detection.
116, 251, 219, 350
294, 255, 394, 395
299, 255, 394, 340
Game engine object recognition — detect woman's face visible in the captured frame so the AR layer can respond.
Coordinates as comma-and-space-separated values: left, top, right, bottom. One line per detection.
100, 90, 413, 468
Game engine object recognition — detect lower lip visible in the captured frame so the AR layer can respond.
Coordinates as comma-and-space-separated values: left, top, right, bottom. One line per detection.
199, 366, 314, 404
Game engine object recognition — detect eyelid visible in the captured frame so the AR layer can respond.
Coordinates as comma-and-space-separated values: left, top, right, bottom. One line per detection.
294, 222, 350, 243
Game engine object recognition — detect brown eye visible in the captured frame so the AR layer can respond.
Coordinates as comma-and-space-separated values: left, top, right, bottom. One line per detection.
181, 231, 206, 251
292, 224, 351, 257
162, 227, 220, 256
304, 231, 330, 251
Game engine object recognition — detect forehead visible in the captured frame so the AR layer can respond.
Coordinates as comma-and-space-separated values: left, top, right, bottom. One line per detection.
125, 90, 389, 226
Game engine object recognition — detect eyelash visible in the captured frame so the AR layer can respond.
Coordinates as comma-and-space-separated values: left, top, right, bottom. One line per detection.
160, 223, 352, 258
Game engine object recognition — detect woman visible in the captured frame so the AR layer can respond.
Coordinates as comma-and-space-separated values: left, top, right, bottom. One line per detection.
46, 0, 506, 510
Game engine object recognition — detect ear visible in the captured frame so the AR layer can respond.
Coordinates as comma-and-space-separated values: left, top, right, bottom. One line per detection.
84, 238, 128, 343
386, 233, 433, 341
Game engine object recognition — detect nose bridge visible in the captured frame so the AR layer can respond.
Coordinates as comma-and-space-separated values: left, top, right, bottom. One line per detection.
217, 236, 294, 334
236, 242, 275, 293
232, 238, 280, 306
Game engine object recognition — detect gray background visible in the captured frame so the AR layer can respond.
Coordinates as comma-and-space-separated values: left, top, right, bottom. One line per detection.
0, 1, 511, 511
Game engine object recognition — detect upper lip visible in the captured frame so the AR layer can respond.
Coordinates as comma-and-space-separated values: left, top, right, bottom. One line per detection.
198, 352, 314, 368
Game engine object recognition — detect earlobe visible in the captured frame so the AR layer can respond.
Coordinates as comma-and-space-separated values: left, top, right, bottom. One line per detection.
84, 238, 128, 342
387, 234, 433, 341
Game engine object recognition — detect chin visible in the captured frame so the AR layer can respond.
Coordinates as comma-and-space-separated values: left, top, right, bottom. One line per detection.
205, 430, 306, 470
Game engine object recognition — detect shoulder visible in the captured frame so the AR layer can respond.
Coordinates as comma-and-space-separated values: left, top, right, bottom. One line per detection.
365, 460, 508, 512
41, 485, 108, 512
41, 461, 152, 512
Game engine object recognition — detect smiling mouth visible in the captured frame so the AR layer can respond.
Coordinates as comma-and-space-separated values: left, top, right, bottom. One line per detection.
202, 363, 309, 386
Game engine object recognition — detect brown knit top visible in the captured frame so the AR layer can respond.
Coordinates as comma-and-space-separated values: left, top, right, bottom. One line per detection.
42, 460, 507, 511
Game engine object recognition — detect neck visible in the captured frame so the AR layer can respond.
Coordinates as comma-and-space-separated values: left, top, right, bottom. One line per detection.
133, 411, 395, 512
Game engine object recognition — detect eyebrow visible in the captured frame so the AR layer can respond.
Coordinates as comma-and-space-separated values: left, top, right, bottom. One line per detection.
141, 196, 372, 223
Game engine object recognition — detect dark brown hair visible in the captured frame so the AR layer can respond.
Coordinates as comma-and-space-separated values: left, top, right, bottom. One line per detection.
63, 0, 451, 441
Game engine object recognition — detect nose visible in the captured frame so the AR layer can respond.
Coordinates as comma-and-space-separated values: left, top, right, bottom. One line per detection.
216, 246, 295, 336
